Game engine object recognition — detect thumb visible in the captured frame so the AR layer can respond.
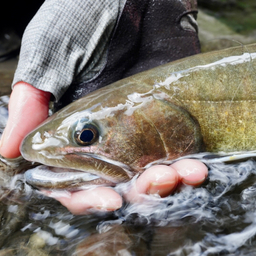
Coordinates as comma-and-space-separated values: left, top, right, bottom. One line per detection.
0, 82, 51, 158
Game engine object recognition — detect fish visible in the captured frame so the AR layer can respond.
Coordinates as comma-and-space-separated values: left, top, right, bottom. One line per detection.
21, 43, 256, 190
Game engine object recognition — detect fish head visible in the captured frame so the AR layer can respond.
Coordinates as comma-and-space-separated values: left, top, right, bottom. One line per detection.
21, 99, 141, 184
21, 85, 203, 187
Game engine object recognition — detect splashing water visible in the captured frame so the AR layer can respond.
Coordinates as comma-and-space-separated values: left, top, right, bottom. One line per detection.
110, 159, 256, 255
2, 159, 256, 255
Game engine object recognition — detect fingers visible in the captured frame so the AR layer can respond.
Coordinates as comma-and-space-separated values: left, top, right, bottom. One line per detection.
46, 187, 123, 215
50, 160, 208, 215
125, 160, 208, 203
48, 166, 181, 214
136, 165, 179, 196
0, 82, 51, 158
53, 159, 208, 215
124, 165, 180, 203
171, 159, 208, 186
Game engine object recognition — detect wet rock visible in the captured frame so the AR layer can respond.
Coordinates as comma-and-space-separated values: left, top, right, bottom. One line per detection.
28, 233, 47, 249
0, 231, 49, 256
74, 225, 138, 256
0, 202, 28, 248
0, 249, 15, 256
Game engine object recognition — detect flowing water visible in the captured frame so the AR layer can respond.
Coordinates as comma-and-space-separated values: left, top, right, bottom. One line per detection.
2, 154, 256, 255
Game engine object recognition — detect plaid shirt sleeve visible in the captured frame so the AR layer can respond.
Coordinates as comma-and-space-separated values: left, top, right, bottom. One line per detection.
12, 0, 198, 102
12, 0, 125, 101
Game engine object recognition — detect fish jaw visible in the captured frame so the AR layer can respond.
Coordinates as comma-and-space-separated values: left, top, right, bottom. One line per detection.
24, 165, 116, 190
21, 129, 134, 186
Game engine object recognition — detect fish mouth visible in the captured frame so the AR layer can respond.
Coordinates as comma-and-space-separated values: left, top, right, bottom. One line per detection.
24, 153, 134, 191
24, 165, 113, 190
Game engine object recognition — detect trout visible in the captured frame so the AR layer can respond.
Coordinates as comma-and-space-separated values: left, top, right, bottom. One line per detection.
22, 44, 256, 189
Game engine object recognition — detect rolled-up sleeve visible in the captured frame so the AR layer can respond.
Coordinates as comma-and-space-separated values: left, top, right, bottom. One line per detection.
12, 0, 124, 101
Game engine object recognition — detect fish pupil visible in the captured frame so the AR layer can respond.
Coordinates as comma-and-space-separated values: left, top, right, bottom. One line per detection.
80, 129, 94, 143
75, 123, 99, 146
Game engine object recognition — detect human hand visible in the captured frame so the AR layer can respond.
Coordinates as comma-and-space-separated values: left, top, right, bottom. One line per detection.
0, 83, 208, 214
52, 160, 208, 215
0, 82, 51, 158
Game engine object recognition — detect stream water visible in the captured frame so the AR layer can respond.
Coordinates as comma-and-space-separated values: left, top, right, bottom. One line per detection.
2, 153, 256, 255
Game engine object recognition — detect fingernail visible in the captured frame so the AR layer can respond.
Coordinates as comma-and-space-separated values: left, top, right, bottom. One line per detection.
95, 205, 120, 212
177, 167, 208, 186
182, 176, 206, 186
147, 181, 177, 197
95, 198, 122, 212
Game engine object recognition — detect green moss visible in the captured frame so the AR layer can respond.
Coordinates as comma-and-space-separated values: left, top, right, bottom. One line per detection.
198, 0, 256, 35
218, 11, 256, 34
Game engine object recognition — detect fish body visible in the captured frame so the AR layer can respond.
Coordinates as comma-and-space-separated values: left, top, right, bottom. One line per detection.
21, 44, 256, 189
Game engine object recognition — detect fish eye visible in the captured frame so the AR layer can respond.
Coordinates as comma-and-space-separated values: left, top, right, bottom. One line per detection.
74, 124, 99, 146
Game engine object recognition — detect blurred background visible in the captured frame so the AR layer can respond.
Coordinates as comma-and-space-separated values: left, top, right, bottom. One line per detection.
0, 0, 256, 96
0, 0, 44, 95
198, 0, 256, 51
